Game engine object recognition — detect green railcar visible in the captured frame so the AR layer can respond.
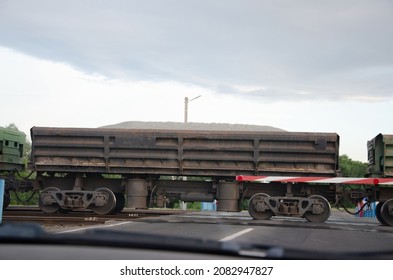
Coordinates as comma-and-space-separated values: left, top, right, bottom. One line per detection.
0, 127, 26, 171
367, 134, 393, 178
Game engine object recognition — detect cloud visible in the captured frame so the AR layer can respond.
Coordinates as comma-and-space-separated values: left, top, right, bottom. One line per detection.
2, 45, 393, 163
0, 0, 393, 102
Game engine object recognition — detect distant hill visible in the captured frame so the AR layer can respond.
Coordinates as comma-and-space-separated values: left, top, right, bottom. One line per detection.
100, 121, 285, 132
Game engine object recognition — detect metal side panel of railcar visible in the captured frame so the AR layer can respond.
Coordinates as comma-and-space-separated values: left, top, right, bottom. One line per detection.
30, 126, 340, 178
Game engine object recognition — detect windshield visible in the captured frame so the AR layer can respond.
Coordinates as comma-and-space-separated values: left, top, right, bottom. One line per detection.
1, 1, 393, 278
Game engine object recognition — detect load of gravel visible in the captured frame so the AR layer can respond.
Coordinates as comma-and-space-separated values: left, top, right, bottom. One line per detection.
100, 121, 285, 132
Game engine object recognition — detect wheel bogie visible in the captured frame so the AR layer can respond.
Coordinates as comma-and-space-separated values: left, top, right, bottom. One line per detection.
303, 195, 331, 223
89, 188, 117, 215
37, 187, 119, 215
380, 199, 393, 226
247, 194, 331, 223
248, 193, 274, 220
39, 187, 62, 214
375, 201, 388, 226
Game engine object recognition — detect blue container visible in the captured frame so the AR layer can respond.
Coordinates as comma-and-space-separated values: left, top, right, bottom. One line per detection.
355, 200, 376, 218
201, 201, 217, 211
0, 179, 4, 224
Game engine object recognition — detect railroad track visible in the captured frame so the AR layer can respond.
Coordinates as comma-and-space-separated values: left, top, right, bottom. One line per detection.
2, 207, 190, 226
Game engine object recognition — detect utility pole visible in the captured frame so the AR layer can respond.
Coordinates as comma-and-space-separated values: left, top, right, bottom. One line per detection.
182, 95, 201, 210
184, 95, 201, 123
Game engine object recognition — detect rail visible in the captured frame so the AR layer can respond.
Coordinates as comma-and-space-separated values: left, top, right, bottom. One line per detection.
2, 207, 190, 226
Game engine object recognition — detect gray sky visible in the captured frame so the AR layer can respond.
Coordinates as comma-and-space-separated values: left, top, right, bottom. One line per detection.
1, 0, 393, 162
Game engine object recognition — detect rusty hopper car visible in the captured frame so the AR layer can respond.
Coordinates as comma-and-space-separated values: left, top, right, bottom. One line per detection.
30, 126, 339, 220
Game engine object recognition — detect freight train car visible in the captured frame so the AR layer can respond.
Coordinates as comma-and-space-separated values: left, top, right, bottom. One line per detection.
0, 127, 26, 210
4, 125, 393, 225
366, 134, 393, 226
240, 133, 393, 226
367, 134, 393, 178
30, 126, 339, 220
0, 128, 25, 172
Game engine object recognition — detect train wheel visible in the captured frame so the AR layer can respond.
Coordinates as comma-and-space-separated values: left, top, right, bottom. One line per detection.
39, 187, 61, 214
303, 195, 331, 223
248, 193, 273, 220
113, 192, 126, 213
376, 201, 388, 225
2, 191, 11, 210
90, 188, 117, 215
380, 199, 393, 226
